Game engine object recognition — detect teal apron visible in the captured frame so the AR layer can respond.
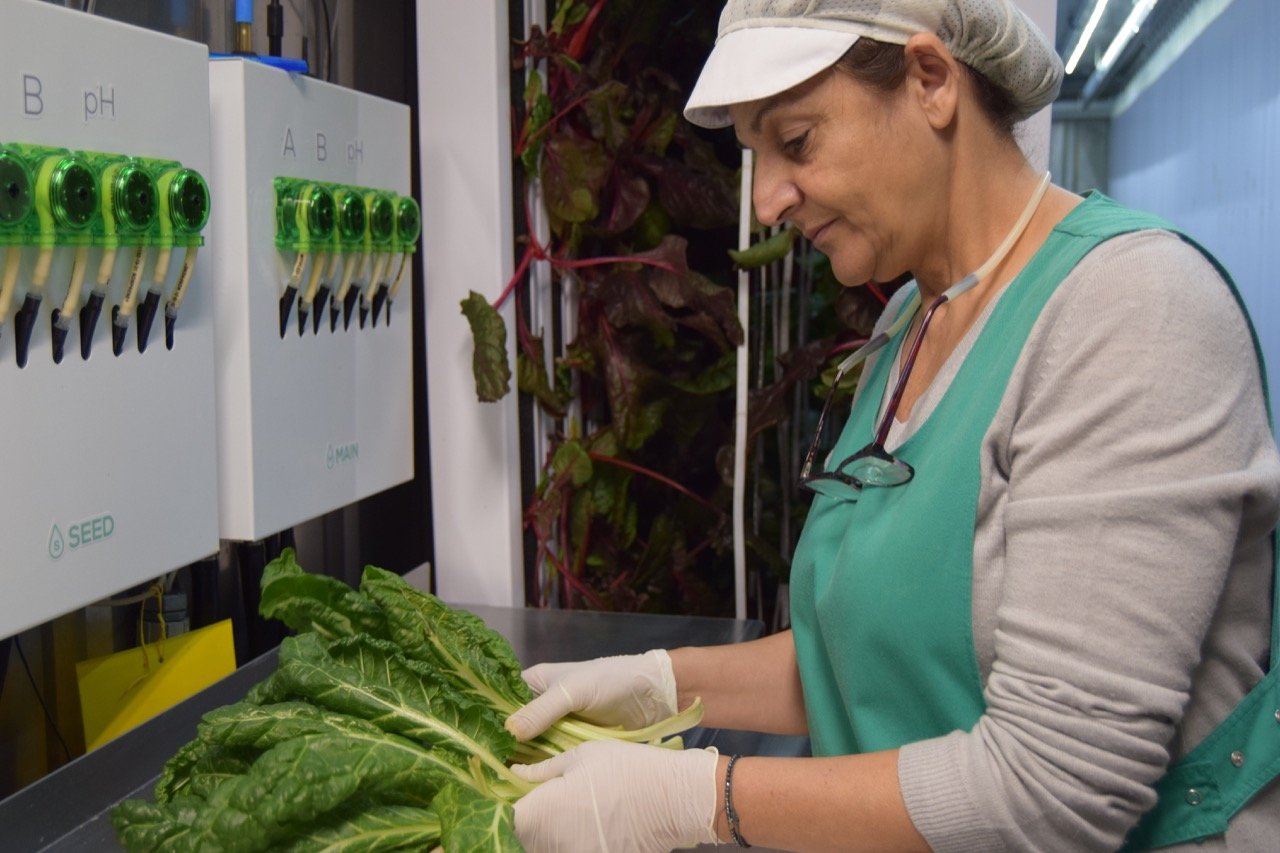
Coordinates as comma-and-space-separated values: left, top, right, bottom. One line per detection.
789, 193, 1280, 849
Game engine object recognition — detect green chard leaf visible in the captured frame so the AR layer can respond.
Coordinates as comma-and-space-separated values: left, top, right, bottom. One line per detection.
274, 634, 519, 789
278, 802, 442, 853
197, 701, 388, 750
460, 291, 512, 402
215, 734, 439, 851
120, 731, 454, 853
359, 568, 532, 712
112, 796, 205, 853
516, 347, 570, 419
728, 225, 799, 268
435, 782, 522, 853
259, 548, 387, 640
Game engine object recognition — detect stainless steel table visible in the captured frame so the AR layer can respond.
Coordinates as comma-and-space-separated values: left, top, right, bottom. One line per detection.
0, 604, 804, 851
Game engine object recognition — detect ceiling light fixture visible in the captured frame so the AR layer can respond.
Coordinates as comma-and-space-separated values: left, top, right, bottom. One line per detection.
1065, 0, 1112, 75
1082, 0, 1161, 101
1097, 0, 1160, 75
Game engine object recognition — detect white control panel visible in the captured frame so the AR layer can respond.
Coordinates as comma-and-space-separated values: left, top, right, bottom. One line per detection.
0, 1, 219, 637
207, 60, 414, 541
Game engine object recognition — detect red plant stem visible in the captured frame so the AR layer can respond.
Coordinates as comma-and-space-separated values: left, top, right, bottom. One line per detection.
571, 517, 591, 584
529, 491, 608, 610
865, 280, 888, 305
513, 279, 539, 359
494, 243, 537, 310
498, 186, 679, 311
556, 255, 677, 272
516, 91, 593, 157
586, 450, 724, 517
559, 487, 573, 607
566, 0, 607, 61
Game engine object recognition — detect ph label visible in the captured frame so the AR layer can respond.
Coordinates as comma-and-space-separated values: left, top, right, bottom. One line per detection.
49, 513, 116, 560
84, 85, 116, 121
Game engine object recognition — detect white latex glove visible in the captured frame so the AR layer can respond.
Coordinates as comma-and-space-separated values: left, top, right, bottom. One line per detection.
505, 649, 678, 741
512, 740, 720, 853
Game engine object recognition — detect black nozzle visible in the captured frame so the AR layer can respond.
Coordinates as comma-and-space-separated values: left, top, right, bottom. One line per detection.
312, 286, 330, 334
50, 309, 69, 364
279, 285, 297, 339
80, 291, 104, 359
297, 301, 308, 336
13, 292, 40, 368
343, 288, 359, 330
370, 284, 389, 328
136, 290, 161, 353
110, 305, 128, 357
164, 308, 177, 351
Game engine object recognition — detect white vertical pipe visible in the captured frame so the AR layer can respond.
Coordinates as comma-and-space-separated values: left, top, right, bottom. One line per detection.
732, 149, 754, 621
418, 0, 525, 606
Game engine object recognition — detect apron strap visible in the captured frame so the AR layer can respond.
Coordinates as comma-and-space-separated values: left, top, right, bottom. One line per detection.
1121, 670, 1280, 850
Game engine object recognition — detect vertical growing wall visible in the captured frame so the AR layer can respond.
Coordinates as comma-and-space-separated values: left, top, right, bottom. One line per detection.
1109, 0, 1280, 408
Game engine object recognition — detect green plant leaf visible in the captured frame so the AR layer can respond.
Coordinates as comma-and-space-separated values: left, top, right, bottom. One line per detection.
112, 796, 204, 852
521, 93, 553, 173
275, 634, 516, 785
592, 270, 676, 348
668, 350, 737, 395
551, 440, 593, 486
646, 157, 738, 230
435, 782, 522, 853
599, 172, 651, 236
279, 803, 442, 853
460, 291, 511, 402
583, 81, 629, 151
517, 346, 570, 419
358, 569, 533, 713
541, 132, 609, 225
259, 548, 387, 641
748, 337, 832, 442
522, 70, 542, 107
637, 110, 678, 156
728, 225, 799, 269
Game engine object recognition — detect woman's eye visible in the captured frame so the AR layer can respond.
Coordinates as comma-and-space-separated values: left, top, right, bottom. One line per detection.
782, 131, 810, 157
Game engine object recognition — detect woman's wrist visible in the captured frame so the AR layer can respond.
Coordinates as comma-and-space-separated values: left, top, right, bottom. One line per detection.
714, 752, 732, 843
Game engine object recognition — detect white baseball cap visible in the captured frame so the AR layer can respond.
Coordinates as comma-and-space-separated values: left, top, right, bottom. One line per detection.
685, 0, 1062, 129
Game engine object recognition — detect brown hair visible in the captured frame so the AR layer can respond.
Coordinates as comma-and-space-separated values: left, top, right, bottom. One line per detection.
834, 38, 1021, 138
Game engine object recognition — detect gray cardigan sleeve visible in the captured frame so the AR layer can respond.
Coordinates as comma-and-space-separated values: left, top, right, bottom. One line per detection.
896, 231, 1280, 851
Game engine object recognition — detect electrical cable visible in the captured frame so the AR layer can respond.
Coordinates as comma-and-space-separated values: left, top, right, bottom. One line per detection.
319, 0, 333, 81
14, 636, 72, 762
89, 572, 177, 608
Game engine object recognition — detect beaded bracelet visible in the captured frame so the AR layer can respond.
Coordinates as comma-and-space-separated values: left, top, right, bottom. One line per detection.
724, 754, 751, 848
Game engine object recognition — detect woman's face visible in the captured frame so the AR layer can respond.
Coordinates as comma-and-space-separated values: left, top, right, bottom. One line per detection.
729, 67, 936, 287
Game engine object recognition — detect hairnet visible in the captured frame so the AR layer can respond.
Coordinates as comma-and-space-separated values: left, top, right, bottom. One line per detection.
685, 0, 1062, 129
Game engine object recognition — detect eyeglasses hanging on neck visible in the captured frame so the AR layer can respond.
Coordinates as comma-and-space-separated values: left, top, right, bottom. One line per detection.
798, 172, 1052, 501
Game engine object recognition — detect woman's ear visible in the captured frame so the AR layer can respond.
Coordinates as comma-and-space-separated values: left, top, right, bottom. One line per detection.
902, 32, 960, 131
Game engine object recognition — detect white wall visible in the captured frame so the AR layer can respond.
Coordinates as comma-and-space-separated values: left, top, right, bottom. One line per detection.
1109, 0, 1280, 408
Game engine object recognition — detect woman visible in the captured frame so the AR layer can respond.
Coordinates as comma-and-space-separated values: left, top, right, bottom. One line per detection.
508, 1, 1280, 850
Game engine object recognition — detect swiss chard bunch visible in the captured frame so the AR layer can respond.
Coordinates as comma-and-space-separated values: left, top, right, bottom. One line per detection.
111, 550, 703, 852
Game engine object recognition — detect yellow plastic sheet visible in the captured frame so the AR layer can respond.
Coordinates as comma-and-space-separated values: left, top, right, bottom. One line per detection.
76, 618, 236, 750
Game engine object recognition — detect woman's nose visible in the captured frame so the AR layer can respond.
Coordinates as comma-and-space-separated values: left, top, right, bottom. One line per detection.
751, 159, 799, 228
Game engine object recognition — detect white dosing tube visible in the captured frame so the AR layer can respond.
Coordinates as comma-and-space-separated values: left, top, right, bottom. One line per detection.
732, 149, 754, 621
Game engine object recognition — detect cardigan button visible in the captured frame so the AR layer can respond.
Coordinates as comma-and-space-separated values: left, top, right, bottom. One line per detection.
1230, 751, 1244, 768
1185, 789, 1203, 806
